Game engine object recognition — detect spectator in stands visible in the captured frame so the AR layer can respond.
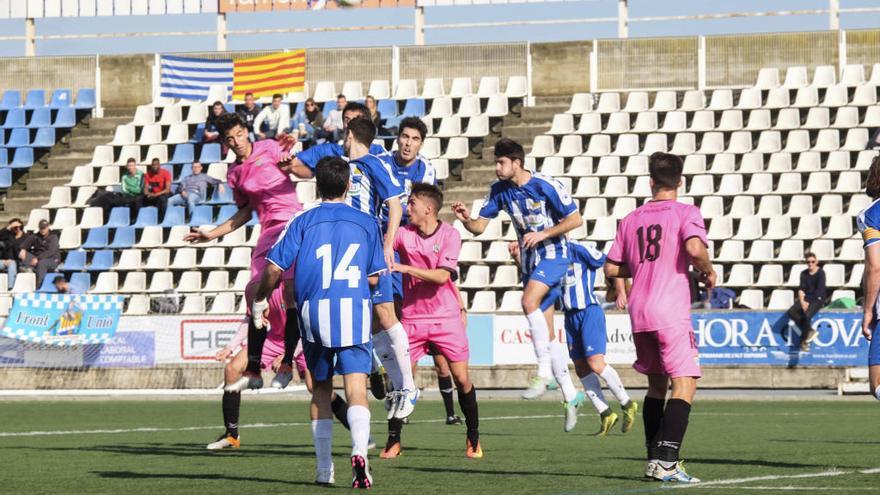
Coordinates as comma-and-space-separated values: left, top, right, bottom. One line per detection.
788, 252, 827, 352
168, 161, 225, 215
365, 95, 382, 128
0, 218, 24, 290
292, 97, 324, 146
142, 158, 172, 218
237, 92, 261, 140
203, 101, 226, 143
19, 219, 59, 289
53, 275, 75, 294
254, 93, 290, 141
318, 94, 346, 142
89, 158, 144, 222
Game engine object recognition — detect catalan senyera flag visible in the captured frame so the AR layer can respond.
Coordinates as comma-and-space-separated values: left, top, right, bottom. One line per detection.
233, 51, 306, 99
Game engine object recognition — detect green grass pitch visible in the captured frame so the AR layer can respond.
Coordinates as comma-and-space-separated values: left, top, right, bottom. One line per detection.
2, 398, 878, 494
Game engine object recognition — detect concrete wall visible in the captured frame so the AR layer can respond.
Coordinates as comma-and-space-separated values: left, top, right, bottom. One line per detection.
529, 41, 591, 96
99, 54, 154, 109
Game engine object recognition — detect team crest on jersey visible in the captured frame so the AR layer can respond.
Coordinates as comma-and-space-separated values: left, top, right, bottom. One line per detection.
254, 158, 263, 167
527, 199, 542, 210
524, 214, 544, 227
433, 243, 441, 253
352, 166, 363, 176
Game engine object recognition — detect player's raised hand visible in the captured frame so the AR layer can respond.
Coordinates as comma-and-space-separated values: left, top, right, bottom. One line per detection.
864, 311, 874, 341
384, 246, 395, 272
522, 231, 548, 249
278, 132, 297, 152
451, 202, 470, 222
215, 348, 232, 361
508, 241, 520, 258
183, 229, 212, 244
251, 298, 270, 330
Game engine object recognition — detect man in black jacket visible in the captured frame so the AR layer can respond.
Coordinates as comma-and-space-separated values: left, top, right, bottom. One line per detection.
787, 252, 827, 352
19, 219, 60, 289
0, 218, 24, 290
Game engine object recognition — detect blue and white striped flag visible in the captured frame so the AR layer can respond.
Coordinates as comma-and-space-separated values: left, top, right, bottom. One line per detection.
160, 55, 234, 101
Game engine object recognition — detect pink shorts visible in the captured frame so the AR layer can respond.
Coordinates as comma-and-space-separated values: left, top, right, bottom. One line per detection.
632, 325, 701, 379
247, 338, 307, 378
403, 318, 469, 364
253, 221, 295, 281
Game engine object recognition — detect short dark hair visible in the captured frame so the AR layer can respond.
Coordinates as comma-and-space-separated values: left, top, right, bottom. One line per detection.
315, 156, 350, 200
410, 182, 443, 213
8, 218, 21, 225
215, 112, 248, 137
343, 101, 369, 119
245, 92, 254, 98
494, 138, 525, 166
212, 100, 224, 108
648, 152, 683, 190
272, 93, 282, 100
150, 158, 161, 165
867, 155, 880, 199
347, 117, 376, 146
53, 275, 67, 285
398, 117, 427, 141
126, 157, 136, 165
337, 94, 347, 100
804, 251, 817, 260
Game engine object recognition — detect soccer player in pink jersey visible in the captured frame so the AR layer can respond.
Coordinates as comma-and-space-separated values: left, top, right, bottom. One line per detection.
604, 152, 715, 484
184, 112, 303, 392
383, 183, 481, 459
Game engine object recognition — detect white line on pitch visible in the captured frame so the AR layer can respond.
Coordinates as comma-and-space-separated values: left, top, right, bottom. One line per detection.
699, 487, 878, 491
669, 468, 870, 490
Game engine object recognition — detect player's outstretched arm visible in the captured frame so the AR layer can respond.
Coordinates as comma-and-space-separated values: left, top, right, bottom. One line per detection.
604, 260, 630, 279
523, 210, 583, 249
184, 205, 254, 244
281, 156, 314, 179
685, 237, 716, 289
384, 197, 403, 267
863, 244, 880, 339
395, 263, 452, 285
508, 241, 521, 267
451, 202, 489, 235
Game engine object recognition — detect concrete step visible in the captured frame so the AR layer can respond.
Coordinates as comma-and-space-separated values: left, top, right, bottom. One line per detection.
461, 165, 496, 182
535, 96, 573, 106
102, 108, 136, 119
66, 136, 109, 152
20, 177, 70, 194
499, 124, 550, 144
517, 105, 568, 124
3, 197, 48, 213
47, 154, 91, 170
440, 187, 489, 204
86, 117, 132, 132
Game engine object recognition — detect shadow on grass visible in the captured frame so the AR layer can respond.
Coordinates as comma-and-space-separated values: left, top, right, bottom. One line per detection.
394, 465, 584, 477
603, 456, 842, 470
92, 471, 315, 487
10, 444, 315, 459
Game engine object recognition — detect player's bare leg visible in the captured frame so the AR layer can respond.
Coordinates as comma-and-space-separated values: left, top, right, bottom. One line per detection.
433, 353, 461, 424
448, 360, 481, 458
372, 302, 418, 419
520, 280, 555, 399
207, 350, 248, 450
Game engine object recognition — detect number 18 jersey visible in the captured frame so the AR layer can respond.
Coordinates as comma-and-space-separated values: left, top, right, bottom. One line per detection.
607, 199, 707, 333
266, 202, 386, 348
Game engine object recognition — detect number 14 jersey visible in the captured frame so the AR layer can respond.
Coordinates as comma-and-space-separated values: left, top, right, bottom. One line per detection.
607, 199, 708, 333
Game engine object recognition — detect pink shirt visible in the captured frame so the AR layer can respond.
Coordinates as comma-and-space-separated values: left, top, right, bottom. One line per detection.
394, 222, 462, 322
607, 199, 708, 333
227, 139, 302, 229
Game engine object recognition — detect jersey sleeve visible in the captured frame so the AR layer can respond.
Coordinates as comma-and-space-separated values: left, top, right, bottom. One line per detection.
265, 217, 301, 271
296, 142, 337, 171
477, 183, 502, 219
680, 205, 709, 246
543, 176, 578, 219
369, 159, 405, 203
573, 242, 607, 269
860, 203, 880, 249
438, 226, 462, 273
367, 219, 387, 276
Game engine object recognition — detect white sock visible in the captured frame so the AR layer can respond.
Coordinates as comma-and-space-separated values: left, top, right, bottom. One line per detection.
874, 385, 880, 401
373, 331, 402, 390
311, 419, 333, 471
526, 309, 552, 380
385, 323, 416, 391
347, 405, 371, 458
599, 364, 631, 406
551, 341, 578, 402
580, 373, 610, 414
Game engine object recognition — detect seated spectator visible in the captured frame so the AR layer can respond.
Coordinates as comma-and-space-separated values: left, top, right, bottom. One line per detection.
168, 161, 225, 215
142, 158, 172, 218
365, 95, 384, 130
53, 275, 76, 294
19, 219, 60, 289
203, 101, 226, 143
317, 94, 346, 142
0, 218, 24, 290
236, 92, 261, 140
90, 158, 143, 222
788, 252, 827, 352
254, 93, 290, 140
292, 97, 324, 146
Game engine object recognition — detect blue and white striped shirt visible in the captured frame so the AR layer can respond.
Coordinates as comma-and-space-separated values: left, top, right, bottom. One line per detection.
478, 172, 578, 275
296, 142, 389, 171
562, 242, 606, 312
380, 153, 436, 226
348, 154, 405, 229
266, 202, 386, 348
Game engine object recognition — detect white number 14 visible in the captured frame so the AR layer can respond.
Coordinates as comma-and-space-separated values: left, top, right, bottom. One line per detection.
316, 243, 361, 289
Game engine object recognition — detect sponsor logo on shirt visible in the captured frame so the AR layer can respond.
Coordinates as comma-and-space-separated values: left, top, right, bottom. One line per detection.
349, 183, 361, 195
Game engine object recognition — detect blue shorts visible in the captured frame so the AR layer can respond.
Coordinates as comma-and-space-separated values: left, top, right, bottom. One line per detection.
564, 305, 607, 360
302, 339, 374, 382
371, 272, 394, 304
870, 322, 880, 366
523, 258, 569, 312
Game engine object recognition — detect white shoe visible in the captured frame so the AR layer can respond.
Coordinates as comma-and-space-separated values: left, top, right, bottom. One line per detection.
564, 391, 585, 433
653, 461, 700, 483
206, 433, 240, 450
315, 464, 335, 485
224, 373, 263, 393
271, 368, 293, 389
521, 376, 549, 400
393, 388, 420, 420
645, 460, 659, 479
384, 391, 398, 420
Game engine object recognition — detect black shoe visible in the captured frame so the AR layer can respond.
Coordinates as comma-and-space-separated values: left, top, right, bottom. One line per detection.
446, 415, 463, 425
369, 371, 387, 400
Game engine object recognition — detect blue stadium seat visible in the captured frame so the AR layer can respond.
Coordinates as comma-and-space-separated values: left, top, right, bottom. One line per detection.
246, 210, 258, 226
75, 89, 96, 110
216, 204, 238, 223
0, 149, 10, 167
69, 272, 91, 293
224, 103, 236, 114
132, 207, 158, 228
206, 184, 233, 205
32, 127, 56, 148
60, 250, 87, 271
322, 101, 335, 118
401, 98, 426, 117
106, 207, 131, 228
161, 164, 175, 181
52, 107, 76, 128
27, 108, 52, 128
293, 101, 305, 116
189, 205, 214, 226
161, 206, 186, 228
38, 272, 63, 292
108, 227, 135, 249
169, 144, 195, 164
49, 89, 72, 109
9, 148, 33, 169
82, 227, 109, 249
3, 108, 25, 128
378, 99, 398, 119
0, 90, 20, 110
0, 168, 12, 188
199, 143, 221, 163
189, 124, 205, 143
7, 128, 30, 147
24, 89, 45, 110
87, 250, 114, 272
178, 163, 193, 180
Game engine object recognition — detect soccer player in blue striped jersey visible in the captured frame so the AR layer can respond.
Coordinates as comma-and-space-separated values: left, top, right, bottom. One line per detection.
254, 156, 385, 489
558, 241, 638, 436
453, 138, 582, 404
858, 155, 880, 403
